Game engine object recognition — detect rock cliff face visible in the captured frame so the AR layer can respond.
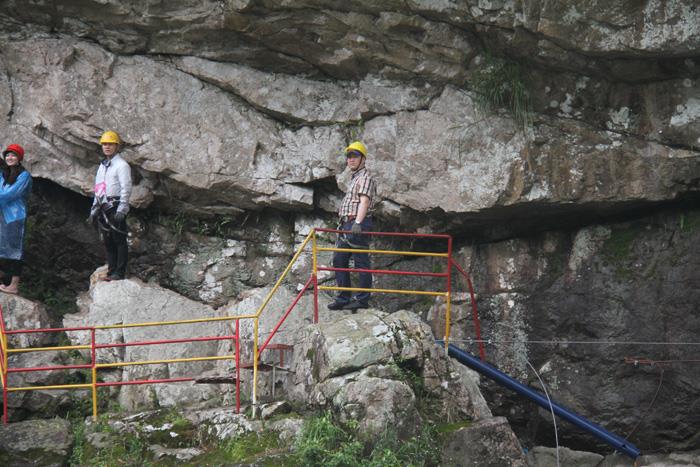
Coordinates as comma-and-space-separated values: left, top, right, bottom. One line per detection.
0, 0, 698, 455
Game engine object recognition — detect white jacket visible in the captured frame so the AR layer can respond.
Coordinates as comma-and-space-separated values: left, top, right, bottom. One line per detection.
92, 154, 132, 214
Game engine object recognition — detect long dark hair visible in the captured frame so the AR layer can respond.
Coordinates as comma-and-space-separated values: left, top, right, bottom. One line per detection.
0, 158, 24, 185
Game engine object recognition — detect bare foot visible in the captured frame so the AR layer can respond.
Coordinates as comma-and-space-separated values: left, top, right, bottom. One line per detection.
0, 285, 18, 294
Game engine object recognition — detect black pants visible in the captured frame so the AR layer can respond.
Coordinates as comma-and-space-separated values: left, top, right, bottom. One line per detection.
332, 217, 373, 305
100, 214, 128, 279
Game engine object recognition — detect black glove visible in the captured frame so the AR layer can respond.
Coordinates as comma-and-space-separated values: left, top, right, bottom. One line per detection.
351, 221, 362, 235
113, 211, 126, 223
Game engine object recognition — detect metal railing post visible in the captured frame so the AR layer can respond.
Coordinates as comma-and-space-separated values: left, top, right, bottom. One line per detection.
312, 229, 319, 324
91, 328, 98, 420
252, 318, 259, 406
1, 305, 8, 424
445, 236, 453, 352
235, 320, 240, 413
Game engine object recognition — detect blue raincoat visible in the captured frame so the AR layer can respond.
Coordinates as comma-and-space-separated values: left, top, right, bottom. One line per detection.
0, 170, 32, 260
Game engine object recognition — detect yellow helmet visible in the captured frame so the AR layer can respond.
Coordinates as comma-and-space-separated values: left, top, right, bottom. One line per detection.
344, 141, 367, 157
100, 130, 121, 145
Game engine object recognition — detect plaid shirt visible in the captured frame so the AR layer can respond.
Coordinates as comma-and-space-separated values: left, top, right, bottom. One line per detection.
339, 167, 376, 217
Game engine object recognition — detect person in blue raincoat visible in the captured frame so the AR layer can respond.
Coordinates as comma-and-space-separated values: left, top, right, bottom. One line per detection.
0, 144, 32, 294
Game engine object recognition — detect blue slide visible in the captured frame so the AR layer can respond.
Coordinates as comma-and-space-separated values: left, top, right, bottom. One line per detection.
444, 343, 641, 459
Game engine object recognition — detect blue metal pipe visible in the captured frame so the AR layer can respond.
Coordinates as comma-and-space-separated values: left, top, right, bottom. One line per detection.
443, 342, 641, 459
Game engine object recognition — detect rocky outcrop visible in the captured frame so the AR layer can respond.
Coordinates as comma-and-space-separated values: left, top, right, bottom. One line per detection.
0, 418, 73, 466
442, 416, 527, 467
0, 294, 77, 421
0, 18, 696, 233
288, 309, 493, 438
437, 209, 700, 451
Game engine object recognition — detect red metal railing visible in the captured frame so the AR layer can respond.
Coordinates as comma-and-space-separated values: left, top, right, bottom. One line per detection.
1, 227, 484, 423
0, 303, 242, 424
257, 228, 484, 370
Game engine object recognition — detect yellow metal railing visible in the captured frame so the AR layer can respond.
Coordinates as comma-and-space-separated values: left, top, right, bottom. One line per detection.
1, 227, 474, 423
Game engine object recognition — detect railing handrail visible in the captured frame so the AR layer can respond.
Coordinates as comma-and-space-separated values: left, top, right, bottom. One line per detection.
315, 228, 452, 239
0, 227, 483, 424
0, 309, 242, 423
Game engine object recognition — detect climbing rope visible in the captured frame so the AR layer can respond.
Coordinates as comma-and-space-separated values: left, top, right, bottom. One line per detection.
623, 366, 665, 441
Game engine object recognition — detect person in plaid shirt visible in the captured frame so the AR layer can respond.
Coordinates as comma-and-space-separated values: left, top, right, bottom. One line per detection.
328, 141, 377, 312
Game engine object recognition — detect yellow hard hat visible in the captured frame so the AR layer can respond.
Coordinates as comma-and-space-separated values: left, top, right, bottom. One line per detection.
344, 141, 367, 157
100, 130, 121, 145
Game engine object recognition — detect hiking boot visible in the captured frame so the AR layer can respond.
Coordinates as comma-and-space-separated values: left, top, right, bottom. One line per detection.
344, 301, 369, 312
103, 274, 125, 282
327, 301, 348, 310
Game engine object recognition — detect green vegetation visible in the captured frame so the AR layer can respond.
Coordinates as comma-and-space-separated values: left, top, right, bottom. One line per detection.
601, 225, 639, 263
154, 210, 236, 239
224, 430, 284, 462
436, 420, 472, 434
679, 210, 700, 232
18, 275, 78, 316
69, 414, 155, 467
470, 52, 533, 130
291, 411, 440, 467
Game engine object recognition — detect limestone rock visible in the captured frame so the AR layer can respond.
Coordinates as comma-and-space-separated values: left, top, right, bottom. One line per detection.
259, 400, 291, 420
288, 309, 488, 438
0, 294, 53, 348
636, 450, 700, 467
0, 33, 696, 229
187, 407, 261, 442
526, 446, 604, 467
0, 418, 72, 466
149, 444, 204, 462
441, 416, 527, 467
267, 416, 304, 444
4, 350, 78, 420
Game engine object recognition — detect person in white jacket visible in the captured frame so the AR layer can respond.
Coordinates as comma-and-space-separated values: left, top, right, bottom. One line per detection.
88, 130, 132, 281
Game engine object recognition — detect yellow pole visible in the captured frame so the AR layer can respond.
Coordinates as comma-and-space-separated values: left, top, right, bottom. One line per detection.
2, 330, 7, 371
7, 344, 91, 354
91, 367, 98, 420
8, 383, 93, 392
255, 231, 314, 318
253, 318, 259, 406
312, 229, 319, 323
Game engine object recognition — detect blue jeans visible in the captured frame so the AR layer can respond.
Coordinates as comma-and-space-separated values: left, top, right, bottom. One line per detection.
332, 217, 372, 305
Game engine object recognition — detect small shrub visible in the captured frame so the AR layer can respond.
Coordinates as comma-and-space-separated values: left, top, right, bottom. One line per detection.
470, 52, 533, 130
292, 412, 440, 467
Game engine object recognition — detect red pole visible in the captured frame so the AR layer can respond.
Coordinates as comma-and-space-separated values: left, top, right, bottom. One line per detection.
451, 259, 486, 361
259, 275, 312, 353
